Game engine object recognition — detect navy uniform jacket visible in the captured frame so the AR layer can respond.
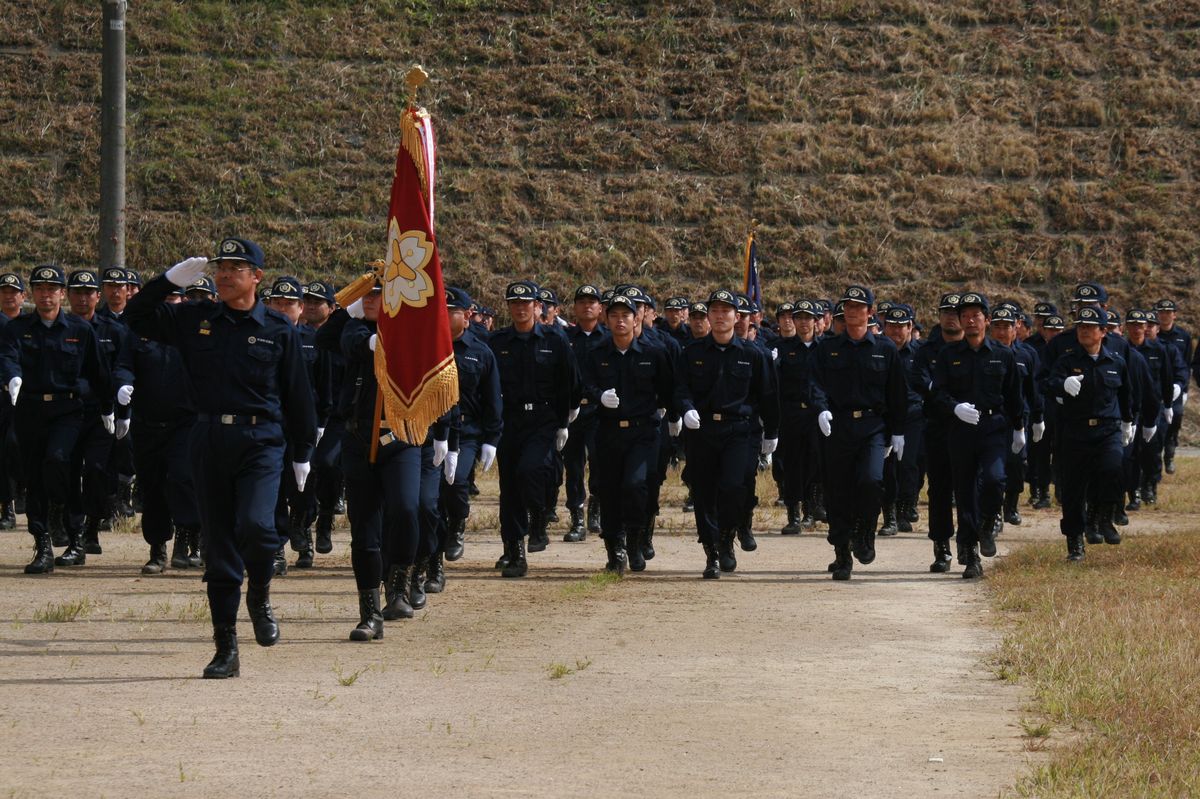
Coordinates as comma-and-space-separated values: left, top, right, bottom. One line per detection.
1133, 339, 1174, 418
1157, 324, 1191, 386
488, 322, 579, 429
0, 309, 113, 417
811, 331, 908, 435
909, 325, 949, 422
125, 276, 318, 463
895, 339, 925, 421
931, 338, 1024, 431
97, 304, 125, 325
129, 333, 196, 423
773, 336, 824, 418
1049, 346, 1134, 428
566, 323, 610, 419
297, 323, 334, 429
1038, 327, 1153, 425
675, 334, 780, 439
453, 328, 503, 447
583, 337, 676, 423
1013, 340, 1044, 425
85, 313, 134, 416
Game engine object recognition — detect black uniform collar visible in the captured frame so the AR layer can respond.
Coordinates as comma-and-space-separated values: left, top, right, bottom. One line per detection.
210, 298, 268, 327
702, 333, 744, 350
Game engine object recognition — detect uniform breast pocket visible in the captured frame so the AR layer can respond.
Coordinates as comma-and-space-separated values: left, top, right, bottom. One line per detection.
633, 360, 657, 382
52, 339, 82, 372
729, 360, 752, 380
457, 359, 481, 393
982, 362, 1006, 398
245, 343, 280, 385
1101, 370, 1122, 388
533, 347, 555, 368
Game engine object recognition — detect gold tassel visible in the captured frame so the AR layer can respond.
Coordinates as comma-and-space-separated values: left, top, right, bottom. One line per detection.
400, 108, 430, 206
335, 261, 383, 308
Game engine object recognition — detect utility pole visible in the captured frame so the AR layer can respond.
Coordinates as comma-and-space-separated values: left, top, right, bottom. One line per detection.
99, 0, 127, 269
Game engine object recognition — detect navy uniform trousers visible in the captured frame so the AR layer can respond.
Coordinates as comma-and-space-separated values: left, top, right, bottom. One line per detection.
498, 408, 558, 543
822, 414, 887, 545
1056, 422, 1123, 537
595, 419, 659, 540
132, 417, 198, 545
948, 413, 1009, 555
685, 418, 754, 547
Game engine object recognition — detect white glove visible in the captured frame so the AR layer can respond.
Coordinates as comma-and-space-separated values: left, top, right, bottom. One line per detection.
1164, 407, 1174, 425
432, 438, 448, 467
683, 409, 701, 430
1173, 383, 1182, 402
1011, 429, 1026, 454
117, 384, 134, 406
762, 453, 772, 468
480, 443, 497, 472
7, 376, 21, 405
668, 418, 682, 437
346, 299, 365, 319
315, 427, 325, 447
656, 407, 666, 420
292, 461, 311, 492
954, 403, 980, 425
1142, 425, 1158, 443
761, 437, 778, 456
818, 410, 833, 437
164, 256, 208, 288
101, 413, 115, 435
600, 389, 620, 409
114, 418, 130, 439
1183, 392, 1189, 407
368, 334, 377, 352
771, 349, 779, 361
892, 434, 905, 461
443, 450, 459, 484
1031, 421, 1045, 443
1064, 375, 1083, 397
1121, 422, 1135, 447
555, 427, 569, 451
568, 406, 580, 423
883, 444, 892, 459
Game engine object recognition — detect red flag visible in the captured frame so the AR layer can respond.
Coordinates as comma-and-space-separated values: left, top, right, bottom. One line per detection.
375, 106, 458, 444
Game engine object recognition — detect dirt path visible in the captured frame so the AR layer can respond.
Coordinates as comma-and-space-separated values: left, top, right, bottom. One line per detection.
7, 467, 1165, 798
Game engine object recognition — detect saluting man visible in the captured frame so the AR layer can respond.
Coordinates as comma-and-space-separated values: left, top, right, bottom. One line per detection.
125, 242, 317, 679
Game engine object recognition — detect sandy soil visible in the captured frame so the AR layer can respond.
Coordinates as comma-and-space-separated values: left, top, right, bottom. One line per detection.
5, 464, 1167, 798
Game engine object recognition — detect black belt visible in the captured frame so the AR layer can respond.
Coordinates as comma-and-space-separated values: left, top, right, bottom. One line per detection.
836, 408, 878, 419
706, 412, 747, 422
196, 413, 269, 426
600, 416, 658, 429
36, 392, 77, 402
1073, 417, 1117, 428
505, 401, 550, 412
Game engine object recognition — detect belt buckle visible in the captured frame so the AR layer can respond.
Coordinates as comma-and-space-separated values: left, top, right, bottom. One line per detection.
220, 414, 235, 424
852, 410, 864, 419
800, 402, 807, 409
580, 399, 589, 405
523, 403, 534, 411
1088, 418, 1098, 427
712, 413, 723, 421
379, 431, 396, 446
619, 420, 630, 428
42, 394, 54, 401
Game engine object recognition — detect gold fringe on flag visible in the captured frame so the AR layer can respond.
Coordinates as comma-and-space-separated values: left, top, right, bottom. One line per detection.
374, 340, 459, 445
401, 108, 431, 205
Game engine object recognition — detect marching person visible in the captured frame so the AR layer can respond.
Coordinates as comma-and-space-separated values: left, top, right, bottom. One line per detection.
582, 293, 677, 573
1122, 309, 1173, 514
561, 284, 607, 542
811, 285, 907, 581
878, 304, 925, 537
675, 289, 779, 579
0, 271, 25, 530
1049, 306, 1136, 560
1153, 299, 1190, 474
125, 242, 317, 679
773, 299, 823, 534
301, 279, 344, 556
488, 280, 579, 578
0, 265, 112, 574
930, 293, 1024, 578
989, 306, 1043, 532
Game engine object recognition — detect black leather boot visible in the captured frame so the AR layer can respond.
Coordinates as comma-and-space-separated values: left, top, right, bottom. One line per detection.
116, 479, 136, 518
445, 518, 466, 561
781, 503, 801, 535
314, 513, 334, 554
1125, 489, 1141, 512
349, 589, 384, 641
626, 526, 646, 572
586, 496, 601, 533
187, 527, 204, 568
879, 504, 898, 536
141, 542, 168, 575
897, 501, 914, 533
245, 582, 280, 646
563, 506, 585, 542
831, 541, 853, 581
424, 552, 446, 594
1084, 505, 1103, 545
718, 529, 737, 572
294, 529, 314, 569
83, 517, 102, 555
978, 517, 998, 558
501, 539, 528, 578
962, 545, 983, 579
929, 539, 953, 573
527, 511, 549, 553
409, 559, 428, 610
641, 514, 656, 561
702, 542, 720, 579
1004, 494, 1022, 526
0, 502, 15, 530
54, 527, 87, 567
202, 624, 240, 679
23, 531, 55, 574
1067, 534, 1085, 562
811, 484, 828, 523
170, 530, 191, 569
272, 547, 288, 576
1032, 489, 1051, 510
852, 519, 876, 565
603, 535, 627, 576
382, 565, 414, 620
1143, 479, 1158, 505
1112, 502, 1129, 527
737, 516, 758, 552
1098, 505, 1122, 544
